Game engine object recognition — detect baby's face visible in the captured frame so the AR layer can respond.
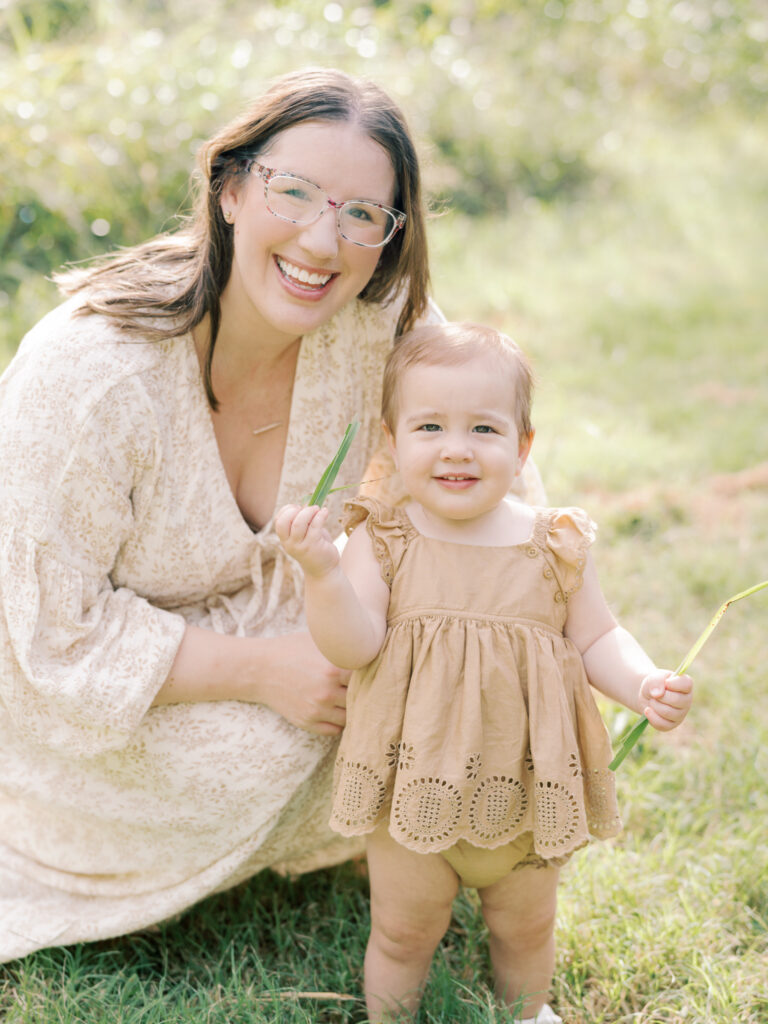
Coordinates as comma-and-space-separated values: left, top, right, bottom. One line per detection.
385, 354, 532, 526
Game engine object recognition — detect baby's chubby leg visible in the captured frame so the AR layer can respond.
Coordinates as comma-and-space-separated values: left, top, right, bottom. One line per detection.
364, 824, 460, 1022
478, 862, 561, 1021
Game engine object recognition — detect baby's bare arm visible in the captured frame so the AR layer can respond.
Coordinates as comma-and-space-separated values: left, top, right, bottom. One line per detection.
565, 554, 693, 730
276, 507, 389, 669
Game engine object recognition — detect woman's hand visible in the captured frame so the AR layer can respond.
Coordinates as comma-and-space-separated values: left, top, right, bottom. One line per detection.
639, 670, 693, 731
156, 626, 349, 735
248, 631, 350, 736
276, 503, 340, 579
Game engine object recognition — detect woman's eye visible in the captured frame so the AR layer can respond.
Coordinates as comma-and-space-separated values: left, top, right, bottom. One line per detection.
347, 204, 374, 223
473, 424, 496, 434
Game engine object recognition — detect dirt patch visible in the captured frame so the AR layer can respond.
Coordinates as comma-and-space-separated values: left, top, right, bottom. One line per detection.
694, 381, 764, 407
587, 462, 768, 540
708, 461, 768, 496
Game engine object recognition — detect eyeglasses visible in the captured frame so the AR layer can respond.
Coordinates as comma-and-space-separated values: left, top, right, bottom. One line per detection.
248, 161, 406, 248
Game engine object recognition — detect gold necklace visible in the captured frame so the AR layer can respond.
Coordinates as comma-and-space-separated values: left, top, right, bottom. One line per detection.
252, 420, 283, 436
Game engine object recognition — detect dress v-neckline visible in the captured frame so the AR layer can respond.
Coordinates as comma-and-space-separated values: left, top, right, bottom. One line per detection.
184, 331, 306, 540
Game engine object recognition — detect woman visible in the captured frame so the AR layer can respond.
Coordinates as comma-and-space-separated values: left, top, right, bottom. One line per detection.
0, 67, 544, 962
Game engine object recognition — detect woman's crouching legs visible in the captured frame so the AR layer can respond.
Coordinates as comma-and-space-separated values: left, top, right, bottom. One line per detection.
364, 824, 460, 1022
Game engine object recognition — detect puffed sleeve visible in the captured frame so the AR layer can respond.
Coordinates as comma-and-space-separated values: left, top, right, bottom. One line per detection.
0, 364, 187, 758
544, 507, 597, 599
343, 497, 412, 586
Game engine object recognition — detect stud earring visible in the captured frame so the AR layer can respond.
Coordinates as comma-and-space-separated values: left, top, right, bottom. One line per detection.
223, 210, 234, 224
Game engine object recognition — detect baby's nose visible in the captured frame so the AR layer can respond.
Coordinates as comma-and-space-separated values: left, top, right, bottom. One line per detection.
441, 435, 473, 460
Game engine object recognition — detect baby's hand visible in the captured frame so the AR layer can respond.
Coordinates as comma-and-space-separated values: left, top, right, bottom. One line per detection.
639, 669, 693, 732
275, 504, 340, 578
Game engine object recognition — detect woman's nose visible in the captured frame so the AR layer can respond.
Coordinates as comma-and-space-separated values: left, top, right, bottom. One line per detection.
297, 209, 339, 260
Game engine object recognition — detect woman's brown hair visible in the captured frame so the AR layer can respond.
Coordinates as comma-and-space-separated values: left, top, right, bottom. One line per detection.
56, 67, 430, 408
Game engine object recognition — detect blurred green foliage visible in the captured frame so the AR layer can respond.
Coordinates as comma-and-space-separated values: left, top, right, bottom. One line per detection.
1, 0, 767, 328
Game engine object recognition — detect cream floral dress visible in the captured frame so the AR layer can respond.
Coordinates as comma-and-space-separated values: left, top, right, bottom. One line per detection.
0, 297, 545, 963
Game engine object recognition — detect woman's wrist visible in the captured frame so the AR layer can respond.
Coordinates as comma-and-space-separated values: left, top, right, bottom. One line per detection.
153, 627, 351, 735
153, 626, 269, 707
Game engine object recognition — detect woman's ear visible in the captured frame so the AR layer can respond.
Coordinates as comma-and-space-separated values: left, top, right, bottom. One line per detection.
220, 178, 243, 224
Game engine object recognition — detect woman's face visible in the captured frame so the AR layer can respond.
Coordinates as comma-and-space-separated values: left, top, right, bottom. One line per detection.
220, 120, 397, 350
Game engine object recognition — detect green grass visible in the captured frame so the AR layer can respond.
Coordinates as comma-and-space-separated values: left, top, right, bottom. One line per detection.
3, 42, 768, 1024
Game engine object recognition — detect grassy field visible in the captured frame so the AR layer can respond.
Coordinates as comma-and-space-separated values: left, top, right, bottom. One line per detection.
2, 57, 767, 1024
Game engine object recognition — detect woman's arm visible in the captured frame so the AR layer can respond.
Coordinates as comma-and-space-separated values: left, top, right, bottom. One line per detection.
154, 626, 350, 735
276, 505, 390, 669
565, 554, 693, 730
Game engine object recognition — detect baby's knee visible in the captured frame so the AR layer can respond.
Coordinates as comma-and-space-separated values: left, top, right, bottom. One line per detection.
482, 895, 557, 952
370, 904, 452, 963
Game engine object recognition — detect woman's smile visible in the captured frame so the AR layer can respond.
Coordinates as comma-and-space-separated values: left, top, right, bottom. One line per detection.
274, 255, 337, 298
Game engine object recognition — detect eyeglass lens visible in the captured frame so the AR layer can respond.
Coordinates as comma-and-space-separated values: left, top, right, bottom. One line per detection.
266, 174, 398, 246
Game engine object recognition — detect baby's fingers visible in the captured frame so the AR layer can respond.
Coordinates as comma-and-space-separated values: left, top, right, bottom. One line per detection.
642, 672, 693, 731
275, 503, 302, 541
305, 506, 330, 538
664, 673, 693, 696
645, 702, 687, 730
286, 505, 326, 542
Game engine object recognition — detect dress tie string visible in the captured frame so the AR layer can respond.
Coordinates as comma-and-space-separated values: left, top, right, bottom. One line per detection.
207, 526, 304, 636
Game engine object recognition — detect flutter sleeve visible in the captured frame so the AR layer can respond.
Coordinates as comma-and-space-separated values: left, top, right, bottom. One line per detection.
343, 496, 412, 587
0, 366, 187, 758
544, 506, 597, 599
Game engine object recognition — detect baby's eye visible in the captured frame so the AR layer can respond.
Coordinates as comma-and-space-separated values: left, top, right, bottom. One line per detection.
473, 424, 496, 434
418, 423, 442, 432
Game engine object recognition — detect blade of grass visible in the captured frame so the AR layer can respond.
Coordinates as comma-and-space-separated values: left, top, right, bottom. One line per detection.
300, 475, 389, 505
254, 991, 358, 1002
307, 421, 360, 507
609, 578, 768, 770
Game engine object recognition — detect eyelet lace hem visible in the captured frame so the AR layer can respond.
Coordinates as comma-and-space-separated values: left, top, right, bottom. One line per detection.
330, 754, 621, 858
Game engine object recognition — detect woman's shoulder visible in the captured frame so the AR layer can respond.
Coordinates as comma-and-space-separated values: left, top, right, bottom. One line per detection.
1, 300, 192, 453
310, 289, 435, 385
17, 297, 178, 361
329, 294, 404, 348
7, 299, 186, 403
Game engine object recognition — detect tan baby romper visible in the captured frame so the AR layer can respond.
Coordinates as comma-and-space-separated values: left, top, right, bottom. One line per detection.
329, 497, 622, 883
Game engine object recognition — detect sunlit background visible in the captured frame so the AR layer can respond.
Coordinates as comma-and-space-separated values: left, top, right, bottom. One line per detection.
5, 0, 767, 495
2, 5, 768, 1020
3, 0, 767, 525
2, 0, 766, 345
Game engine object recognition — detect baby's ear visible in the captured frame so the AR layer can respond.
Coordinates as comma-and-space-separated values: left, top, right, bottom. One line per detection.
382, 419, 398, 467
517, 429, 535, 474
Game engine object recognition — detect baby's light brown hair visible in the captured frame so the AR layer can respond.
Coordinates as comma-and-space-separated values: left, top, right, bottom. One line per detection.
382, 321, 534, 438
